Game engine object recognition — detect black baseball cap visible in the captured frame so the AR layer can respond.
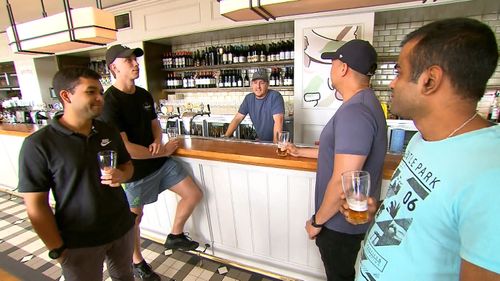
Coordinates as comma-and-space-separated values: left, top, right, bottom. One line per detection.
105, 45, 144, 67
321, 39, 377, 76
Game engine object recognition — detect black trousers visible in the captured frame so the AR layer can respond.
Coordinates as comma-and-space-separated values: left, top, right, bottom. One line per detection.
315, 227, 365, 281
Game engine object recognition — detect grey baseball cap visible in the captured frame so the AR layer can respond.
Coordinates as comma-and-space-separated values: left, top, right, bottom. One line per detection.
251, 68, 269, 83
321, 39, 378, 76
105, 45, 144, 67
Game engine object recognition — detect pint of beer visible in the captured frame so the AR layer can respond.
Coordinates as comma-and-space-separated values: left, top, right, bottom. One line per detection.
341, 170, 370, 224
276, 131, 290, 157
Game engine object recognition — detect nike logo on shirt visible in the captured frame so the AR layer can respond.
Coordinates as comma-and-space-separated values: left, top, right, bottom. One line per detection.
101, 139, 111, 146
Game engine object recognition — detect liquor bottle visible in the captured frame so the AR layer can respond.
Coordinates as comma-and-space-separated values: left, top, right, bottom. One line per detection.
488, 92, 499, 122
269, 68, 276, 86
218, 70, 225, 88
227, 46, 233, 65
275, 68, 282, 86
222, 46, 228, 65
240, 45, 247, 63
279, 41, 286, 61
162, 52, 168, 70
224, 70, 231, 88
233, 46, 239, 64
285, 40, 292, 60
182, 74, 188, 88
231, 70, 237, 87
237, 70, 243, 87
259, 44, 267, 62
244, 70, 250, 87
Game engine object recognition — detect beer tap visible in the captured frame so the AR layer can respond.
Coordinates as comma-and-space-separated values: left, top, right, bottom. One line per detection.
181, 104, 211, 135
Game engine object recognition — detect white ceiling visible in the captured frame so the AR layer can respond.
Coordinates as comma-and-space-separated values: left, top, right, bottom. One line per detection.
0, 0, 135, 33
375, 0, 500, 24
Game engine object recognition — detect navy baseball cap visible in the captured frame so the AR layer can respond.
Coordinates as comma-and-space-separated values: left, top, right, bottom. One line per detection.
106, 45, 144, 67
321, 39, 377, 76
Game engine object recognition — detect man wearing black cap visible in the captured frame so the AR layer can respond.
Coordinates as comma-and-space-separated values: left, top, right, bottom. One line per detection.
286, 39, 387, 281
224, 68, 285, 142
100, 45, 203, 281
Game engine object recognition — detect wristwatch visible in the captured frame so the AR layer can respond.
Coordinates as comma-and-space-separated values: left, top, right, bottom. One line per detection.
48, 244, 66, 259
311, 214, 324, 228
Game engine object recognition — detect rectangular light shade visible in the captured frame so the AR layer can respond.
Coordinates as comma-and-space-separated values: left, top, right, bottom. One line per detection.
219, 0, 443, 21
6, 7, 117, 54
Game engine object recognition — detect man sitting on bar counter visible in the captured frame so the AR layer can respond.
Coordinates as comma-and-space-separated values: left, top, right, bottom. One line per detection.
18, 68, 136, 281
101, 45, 203, 281
224, 68, 284, 142
286, 39, 387, 281
349, 18, 500, 281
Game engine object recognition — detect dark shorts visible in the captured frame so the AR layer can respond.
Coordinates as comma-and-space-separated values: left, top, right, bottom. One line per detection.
123, 158, 188, 208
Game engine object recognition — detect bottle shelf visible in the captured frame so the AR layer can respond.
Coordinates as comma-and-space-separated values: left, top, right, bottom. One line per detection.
162, 86, 294, 93
162, 60, 294, 72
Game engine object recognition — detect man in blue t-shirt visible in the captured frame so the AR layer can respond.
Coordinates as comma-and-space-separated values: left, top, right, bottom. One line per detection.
224, 68, 284, 142
287, 39, 387, 281
348, 18, 500, 281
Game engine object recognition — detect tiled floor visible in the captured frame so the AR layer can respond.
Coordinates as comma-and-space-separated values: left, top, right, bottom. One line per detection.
0, 191, 282, 281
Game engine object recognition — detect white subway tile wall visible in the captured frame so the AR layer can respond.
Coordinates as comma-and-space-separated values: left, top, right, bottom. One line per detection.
165, 14, 499, 116
372, 13, 500, 115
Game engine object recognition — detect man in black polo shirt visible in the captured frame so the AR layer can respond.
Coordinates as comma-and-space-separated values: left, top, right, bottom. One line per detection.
18, 68, 136, 281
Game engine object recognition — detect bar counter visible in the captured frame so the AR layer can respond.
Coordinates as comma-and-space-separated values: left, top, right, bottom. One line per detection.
0, 123, 402, 280
0, 123, 401, 178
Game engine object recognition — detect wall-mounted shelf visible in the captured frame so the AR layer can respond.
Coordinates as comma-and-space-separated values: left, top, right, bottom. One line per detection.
162, 86, 294, 93
162, 60, 294, 72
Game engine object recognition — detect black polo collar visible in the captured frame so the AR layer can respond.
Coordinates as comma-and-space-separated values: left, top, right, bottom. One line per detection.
51, 114, 99, 137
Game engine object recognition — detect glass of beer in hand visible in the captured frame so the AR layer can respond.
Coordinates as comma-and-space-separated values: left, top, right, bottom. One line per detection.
341, 170, 370, 224
276, 131, 290, 156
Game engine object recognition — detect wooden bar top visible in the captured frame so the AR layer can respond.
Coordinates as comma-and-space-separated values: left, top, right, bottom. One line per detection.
0, 123, 39, 137
0, 123, 402, 177
176, 136, 318, 171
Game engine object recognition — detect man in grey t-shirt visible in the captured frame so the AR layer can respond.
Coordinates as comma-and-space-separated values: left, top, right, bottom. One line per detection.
287, 39, 387, 281
224, 68, 284, 142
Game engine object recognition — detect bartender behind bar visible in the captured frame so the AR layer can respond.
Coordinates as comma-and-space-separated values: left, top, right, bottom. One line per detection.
224, 68, 285, 142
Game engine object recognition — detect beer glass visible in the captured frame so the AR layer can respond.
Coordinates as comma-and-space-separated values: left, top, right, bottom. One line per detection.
276, 131, 290, 156
97, 150, 117, 175
341, 170, 370, 224
167, 127, 178, 140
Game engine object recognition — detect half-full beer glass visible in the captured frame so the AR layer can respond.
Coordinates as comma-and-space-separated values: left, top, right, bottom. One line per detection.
341, 170, 370, 224
276, 131, 290, 156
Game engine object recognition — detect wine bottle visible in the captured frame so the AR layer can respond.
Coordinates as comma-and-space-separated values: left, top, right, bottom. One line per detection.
244, 70, 250, 87
236, 70, 243, 87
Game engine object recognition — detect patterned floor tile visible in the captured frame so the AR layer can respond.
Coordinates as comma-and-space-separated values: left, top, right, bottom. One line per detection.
0, 191, 285, 281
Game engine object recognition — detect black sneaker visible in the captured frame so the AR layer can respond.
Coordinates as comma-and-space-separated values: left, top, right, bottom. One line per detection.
164, 233, 199, 251
133, 260, 161, 281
